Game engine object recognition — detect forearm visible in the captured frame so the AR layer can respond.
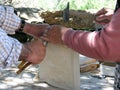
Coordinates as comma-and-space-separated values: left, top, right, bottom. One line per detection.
63, 27, 120, 62
62, 9, 120, 62
63, 30, 102, 59
0, 5, 34, 35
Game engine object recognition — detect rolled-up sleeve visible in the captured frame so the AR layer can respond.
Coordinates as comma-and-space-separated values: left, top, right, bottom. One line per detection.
0, 5, 21, 34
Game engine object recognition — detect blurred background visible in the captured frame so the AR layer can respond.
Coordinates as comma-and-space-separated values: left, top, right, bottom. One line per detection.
0, 0, 116, 11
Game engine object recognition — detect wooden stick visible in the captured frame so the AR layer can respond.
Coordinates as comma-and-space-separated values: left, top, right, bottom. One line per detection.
18, 60, 26, 69
16, 62, 31, 74
16, 38, 47, 74
80, 59, 97, 66
80, 64, 100, 73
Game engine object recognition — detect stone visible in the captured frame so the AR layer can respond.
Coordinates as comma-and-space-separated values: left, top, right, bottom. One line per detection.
38, 43, 80, 90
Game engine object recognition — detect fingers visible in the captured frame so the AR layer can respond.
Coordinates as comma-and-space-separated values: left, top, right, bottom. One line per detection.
95, 8, 109, 22
22, 39, 46, 64
95, 17, 110, 26
95, 14, 110, 23
95, 8, 107, 16
95, 8, 114, 26
96, 15, 108, 21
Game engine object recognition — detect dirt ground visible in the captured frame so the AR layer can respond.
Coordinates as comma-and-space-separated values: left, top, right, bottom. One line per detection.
80, 68, 114, 90
0, 55, 115, 90
80, 55, 115, 90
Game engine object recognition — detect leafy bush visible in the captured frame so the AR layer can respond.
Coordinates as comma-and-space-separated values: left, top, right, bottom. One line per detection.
38, 0, 116, 11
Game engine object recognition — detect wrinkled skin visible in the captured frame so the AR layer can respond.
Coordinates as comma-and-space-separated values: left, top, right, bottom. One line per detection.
40, 25, 71, 45
23, 23, 50, 39
21, 39, 46, 64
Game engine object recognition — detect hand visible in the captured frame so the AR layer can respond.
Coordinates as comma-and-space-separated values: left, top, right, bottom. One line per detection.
23, 23, 50, 38
40, 25, 70, 45
95, 8, 114, 26
20, 39, 46, 64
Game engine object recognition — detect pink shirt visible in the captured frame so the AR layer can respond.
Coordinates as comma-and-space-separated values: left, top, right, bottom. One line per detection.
63, 8, 120, 62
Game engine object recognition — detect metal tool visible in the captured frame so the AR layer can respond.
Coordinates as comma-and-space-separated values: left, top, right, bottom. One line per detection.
63, 2, 69, 22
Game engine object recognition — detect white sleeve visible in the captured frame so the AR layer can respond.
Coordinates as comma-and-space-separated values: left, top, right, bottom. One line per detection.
0, 5, 21, 34
0, 28, 22, 69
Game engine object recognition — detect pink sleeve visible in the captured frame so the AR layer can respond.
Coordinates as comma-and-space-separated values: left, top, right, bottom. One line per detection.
63, 8, 120, 62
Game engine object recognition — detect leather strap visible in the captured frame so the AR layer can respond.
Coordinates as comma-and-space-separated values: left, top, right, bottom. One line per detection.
19, 20, 26, 31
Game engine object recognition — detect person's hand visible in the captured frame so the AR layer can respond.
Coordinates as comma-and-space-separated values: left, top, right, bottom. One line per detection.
40, 25, 70, 45
95, 8, 114, 26
20, 39, 46, 64
23, 23, 50, 39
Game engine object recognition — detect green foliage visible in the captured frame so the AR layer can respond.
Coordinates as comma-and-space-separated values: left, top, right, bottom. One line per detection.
79, 0, 100, 10
37, 0, 116, 11
76, 0, 115, 10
